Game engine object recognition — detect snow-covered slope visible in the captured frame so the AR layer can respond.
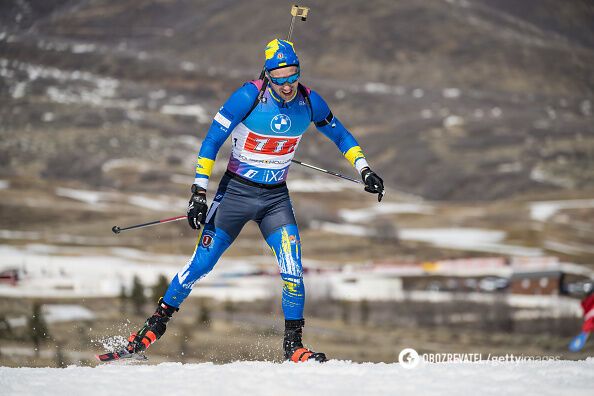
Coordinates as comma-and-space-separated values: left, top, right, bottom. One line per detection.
1, 360, 593, 396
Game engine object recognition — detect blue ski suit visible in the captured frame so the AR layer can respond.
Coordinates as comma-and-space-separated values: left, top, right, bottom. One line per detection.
163, 80, 370, 320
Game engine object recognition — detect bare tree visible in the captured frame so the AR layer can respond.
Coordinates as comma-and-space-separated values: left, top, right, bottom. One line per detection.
130, 275, 147, 315
28, 302, 49, 357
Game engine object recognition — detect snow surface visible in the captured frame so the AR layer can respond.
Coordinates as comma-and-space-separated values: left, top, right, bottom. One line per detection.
340, 202, 434, 222
1, 360, 593, 396
0, 229, 117, 245
160, 104, 210, 123
400, 227, 543, 256
544, 240, 594, 256
0, 245, 281, 301
55, 187, 105, 205
7, 304, 95, 328
0, 245, 183, 298
529, 199, 594, 222
127, 194, 186, 212
54, 186, 186, 212
316, 222, 543, 256
0, 244, 585, 314
101, 158, 152, 173
287, 178, 359, 192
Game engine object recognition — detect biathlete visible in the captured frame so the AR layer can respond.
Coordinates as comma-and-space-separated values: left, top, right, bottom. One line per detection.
125, 39, 385, 362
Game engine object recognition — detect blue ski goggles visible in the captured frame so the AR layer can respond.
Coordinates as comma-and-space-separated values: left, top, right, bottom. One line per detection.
268, 69, 300, 85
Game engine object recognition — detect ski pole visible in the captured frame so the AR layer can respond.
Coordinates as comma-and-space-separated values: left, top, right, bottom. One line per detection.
291, 159, 363, 185
291, 159, 426, 202
292, 159, 385, 201
112, 215, 187, 234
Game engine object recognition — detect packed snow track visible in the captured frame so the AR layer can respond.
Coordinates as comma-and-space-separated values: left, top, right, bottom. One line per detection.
2, 359, 593, 395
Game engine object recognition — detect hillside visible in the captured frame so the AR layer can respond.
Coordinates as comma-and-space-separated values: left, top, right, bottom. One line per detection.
1, 0, 593, 200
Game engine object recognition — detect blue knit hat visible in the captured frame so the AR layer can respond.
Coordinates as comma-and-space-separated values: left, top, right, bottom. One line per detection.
264, 39, 299, 71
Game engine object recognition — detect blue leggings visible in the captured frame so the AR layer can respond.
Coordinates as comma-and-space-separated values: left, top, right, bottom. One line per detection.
163, 174, 305, 320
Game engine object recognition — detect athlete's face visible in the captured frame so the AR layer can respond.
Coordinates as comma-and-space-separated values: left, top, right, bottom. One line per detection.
268, 66, 299, 101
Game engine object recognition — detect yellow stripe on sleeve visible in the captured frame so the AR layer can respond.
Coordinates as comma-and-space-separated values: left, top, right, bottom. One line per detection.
344, 146, 366, 167
195, 157, 215, 177
344, 145, 370, 174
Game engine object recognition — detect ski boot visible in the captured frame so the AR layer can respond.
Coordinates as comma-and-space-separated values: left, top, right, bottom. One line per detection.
126, 298, 179, 354
284, 319, 327, 363
96, 298, 178, 362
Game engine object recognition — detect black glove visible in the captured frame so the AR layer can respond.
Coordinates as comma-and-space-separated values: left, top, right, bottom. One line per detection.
187, 184, 208, 229
361, 168, 385, 202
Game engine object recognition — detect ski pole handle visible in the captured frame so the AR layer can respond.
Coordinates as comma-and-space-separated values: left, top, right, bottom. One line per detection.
112, 215, 188, 234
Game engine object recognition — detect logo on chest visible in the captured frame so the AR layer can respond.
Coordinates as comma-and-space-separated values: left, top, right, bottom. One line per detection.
244, 132, 299, 155
270, 114, 291, 134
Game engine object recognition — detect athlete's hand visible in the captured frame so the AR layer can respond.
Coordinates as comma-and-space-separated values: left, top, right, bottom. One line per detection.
361, 168, 385, 202
187, 185, 208, 229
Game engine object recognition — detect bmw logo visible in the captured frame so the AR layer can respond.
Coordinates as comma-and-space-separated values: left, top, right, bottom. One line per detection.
270, 114, 291, 134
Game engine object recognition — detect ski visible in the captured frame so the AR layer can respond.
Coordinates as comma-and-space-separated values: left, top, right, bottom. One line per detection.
95, 348, 147, 363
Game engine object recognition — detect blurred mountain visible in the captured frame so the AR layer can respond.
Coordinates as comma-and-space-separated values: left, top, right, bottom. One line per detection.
1, 0, 593, 200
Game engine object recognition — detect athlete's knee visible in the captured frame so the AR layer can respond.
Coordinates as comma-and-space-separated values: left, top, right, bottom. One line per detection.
172, 254, 208, 292
180, 256, 211, 287
190, 246, 217, 276
281, 273, 305, 298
